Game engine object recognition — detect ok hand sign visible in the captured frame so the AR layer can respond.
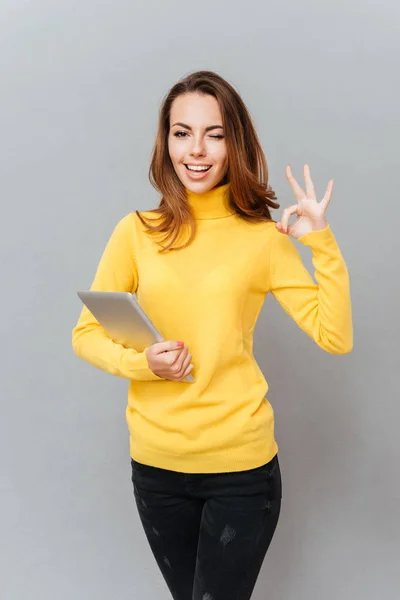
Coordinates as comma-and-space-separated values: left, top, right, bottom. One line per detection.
276, 164, 333, 239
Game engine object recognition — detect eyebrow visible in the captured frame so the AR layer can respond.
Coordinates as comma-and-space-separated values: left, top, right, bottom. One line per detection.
171, 122, 224, 132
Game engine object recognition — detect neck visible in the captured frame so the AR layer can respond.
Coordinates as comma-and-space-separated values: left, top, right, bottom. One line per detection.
185, 182, 235, 220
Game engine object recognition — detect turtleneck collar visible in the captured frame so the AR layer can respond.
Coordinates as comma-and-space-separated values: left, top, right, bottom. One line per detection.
185, 182, 235, 220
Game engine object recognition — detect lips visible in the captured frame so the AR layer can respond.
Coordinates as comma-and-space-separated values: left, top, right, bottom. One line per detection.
185, 164, 212, 171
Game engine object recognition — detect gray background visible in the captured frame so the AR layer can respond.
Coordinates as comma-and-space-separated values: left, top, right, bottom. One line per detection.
1, 1, 399, 598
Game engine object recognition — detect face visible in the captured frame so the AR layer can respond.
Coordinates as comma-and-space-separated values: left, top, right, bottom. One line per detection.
168, 92, 229, 194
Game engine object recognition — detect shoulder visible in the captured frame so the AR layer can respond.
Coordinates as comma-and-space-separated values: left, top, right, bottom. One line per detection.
267, 225, 303, 270
114, 210, 161, 231
132, 208, 163, 226
135, 207, 162, 218
261, 220, 296, 248
106, 212, 134, 234
234, 217, 276, 236
120, 210, 165, 252
240, 219, 290, 250
105, 211, 164, 255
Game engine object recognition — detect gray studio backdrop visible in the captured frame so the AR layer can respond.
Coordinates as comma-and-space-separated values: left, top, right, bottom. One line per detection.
1, 1, 399, 599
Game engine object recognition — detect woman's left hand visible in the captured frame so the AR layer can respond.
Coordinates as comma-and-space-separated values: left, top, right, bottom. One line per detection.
276, 164, 333, 239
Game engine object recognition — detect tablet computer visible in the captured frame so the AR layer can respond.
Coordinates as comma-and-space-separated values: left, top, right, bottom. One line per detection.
77, 291, 194, 383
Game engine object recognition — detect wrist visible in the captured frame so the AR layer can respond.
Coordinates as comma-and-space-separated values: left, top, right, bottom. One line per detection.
311, 218, 328, 232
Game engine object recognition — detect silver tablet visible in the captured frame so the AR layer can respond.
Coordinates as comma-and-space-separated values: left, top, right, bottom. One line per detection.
77, 291, 194, 383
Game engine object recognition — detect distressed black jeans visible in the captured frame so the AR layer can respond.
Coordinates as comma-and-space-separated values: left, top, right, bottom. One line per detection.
131, 453, 282, 600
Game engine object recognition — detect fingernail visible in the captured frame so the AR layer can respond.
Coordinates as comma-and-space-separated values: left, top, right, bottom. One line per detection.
177, 341, 184, 347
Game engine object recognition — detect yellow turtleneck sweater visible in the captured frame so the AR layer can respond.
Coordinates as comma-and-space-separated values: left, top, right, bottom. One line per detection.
72, 183, 353, 473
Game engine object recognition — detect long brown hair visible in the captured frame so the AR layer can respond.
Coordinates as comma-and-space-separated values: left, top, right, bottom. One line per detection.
136, 70, 280, 252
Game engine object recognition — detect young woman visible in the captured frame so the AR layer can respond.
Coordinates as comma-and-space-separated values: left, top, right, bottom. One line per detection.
72, 70, 353, 600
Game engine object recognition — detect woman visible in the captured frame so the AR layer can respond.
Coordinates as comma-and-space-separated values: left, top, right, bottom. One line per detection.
72, 70, 353, 600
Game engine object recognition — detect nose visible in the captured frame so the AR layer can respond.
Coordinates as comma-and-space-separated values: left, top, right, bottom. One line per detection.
190, 135, 206, 157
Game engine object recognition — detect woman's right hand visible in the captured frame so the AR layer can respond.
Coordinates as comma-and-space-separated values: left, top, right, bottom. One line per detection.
145, 341, 194, 381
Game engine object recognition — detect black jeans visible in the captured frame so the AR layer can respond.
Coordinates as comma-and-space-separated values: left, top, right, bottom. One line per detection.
131, 454, 282, 600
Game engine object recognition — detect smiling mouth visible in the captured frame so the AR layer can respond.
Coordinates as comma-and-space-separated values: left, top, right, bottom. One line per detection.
185, 164, 212, 172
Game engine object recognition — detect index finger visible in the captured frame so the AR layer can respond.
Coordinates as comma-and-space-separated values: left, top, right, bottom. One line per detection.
286, 165, 306, 200
151, 340, 185, 354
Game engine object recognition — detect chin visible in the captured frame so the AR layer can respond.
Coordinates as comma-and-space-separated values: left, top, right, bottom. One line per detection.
184, 181, 215, 194
179, 167, 226, 194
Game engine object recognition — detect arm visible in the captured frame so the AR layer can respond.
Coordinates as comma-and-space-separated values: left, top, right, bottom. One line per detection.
72, 213, 163, 381
269, 224, 353, 354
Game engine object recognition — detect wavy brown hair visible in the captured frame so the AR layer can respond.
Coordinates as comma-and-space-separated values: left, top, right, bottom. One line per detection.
136, 70, 279, 252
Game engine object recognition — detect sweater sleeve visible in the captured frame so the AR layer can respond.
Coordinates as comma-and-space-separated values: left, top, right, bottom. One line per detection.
72, 213, 163, 381
268, 224, 353, 354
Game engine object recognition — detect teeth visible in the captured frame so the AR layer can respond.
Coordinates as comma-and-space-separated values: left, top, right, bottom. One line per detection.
186, 165, 211, 171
